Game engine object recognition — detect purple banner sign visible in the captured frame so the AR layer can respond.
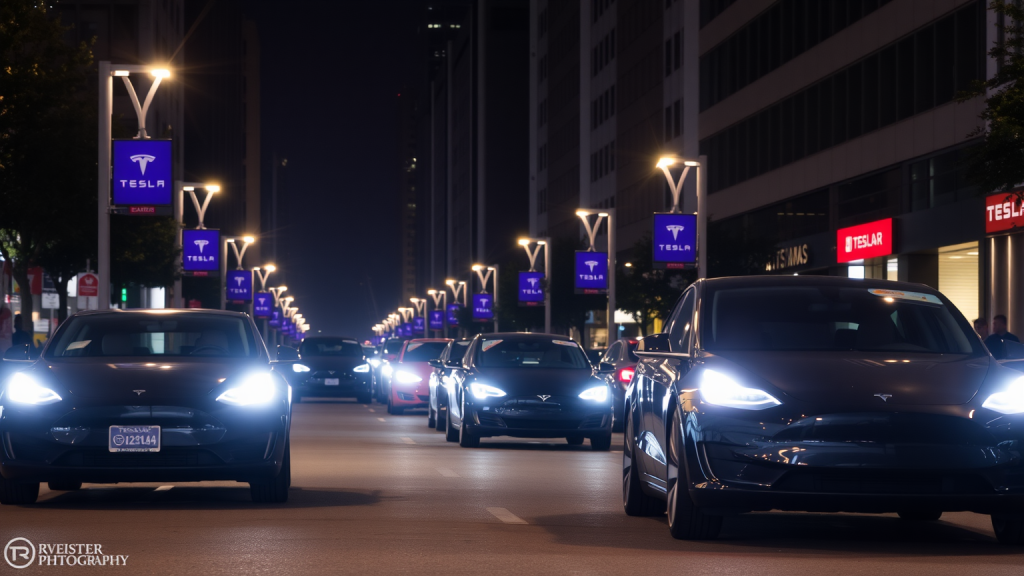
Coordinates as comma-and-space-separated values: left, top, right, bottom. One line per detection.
574, 251, 608, 293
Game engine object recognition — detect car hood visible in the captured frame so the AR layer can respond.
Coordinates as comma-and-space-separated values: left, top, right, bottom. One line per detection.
297, 356, 366, 372
704, 350, 993, 406
31, 359, 267, 403
476, 368, 602, 396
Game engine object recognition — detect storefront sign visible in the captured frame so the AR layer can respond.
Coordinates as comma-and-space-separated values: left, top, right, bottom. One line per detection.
518, 271, 544, 305
429, 310, 444, 330
226, 270, 252, 302
253, 292, 272, 318
652, 213, 697, 269
986, 193, 1024, 234
836, 218, 893, 263
77, 273, 99, 297
472, 293, 494, 321
413, 316, 426, 335
447, 304, 461, 327
112, 139, 172, 206
766, 243, 810, 272
182, 229, 220, 274
574, 251, 608, 294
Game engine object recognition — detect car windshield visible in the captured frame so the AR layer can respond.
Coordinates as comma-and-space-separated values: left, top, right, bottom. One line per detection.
300, 339, 363, 357
384, 340, 405, 354
47, 314, 256, 358
704, 285, 981, 354
449, 341, 471, 361
477, 338, 589, 369
402, 342, 449, 362
362, 346, 379, 357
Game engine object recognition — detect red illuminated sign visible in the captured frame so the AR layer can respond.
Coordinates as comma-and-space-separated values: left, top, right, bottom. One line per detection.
77, 273, 99, 297
836, 218, 893, 263
129, 206, 156, 214
986, 193, 1024, 234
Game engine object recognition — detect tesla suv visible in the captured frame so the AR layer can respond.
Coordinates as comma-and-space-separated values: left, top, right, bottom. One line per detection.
622, 276, 1024, 544
381, 339, 451, 415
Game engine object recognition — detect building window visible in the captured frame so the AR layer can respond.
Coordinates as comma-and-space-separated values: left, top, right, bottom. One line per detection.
593, 28, 617, 77
910, 147, 979, 211
700, 0, 738, 28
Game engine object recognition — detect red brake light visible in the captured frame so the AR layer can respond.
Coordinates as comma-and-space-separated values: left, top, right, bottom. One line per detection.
618, 367, 635, 383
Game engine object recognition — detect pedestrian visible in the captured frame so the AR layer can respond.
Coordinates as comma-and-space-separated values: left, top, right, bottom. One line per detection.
11, 313, 31, 348
974, 318, 990, 340
992, 314, 1020, 343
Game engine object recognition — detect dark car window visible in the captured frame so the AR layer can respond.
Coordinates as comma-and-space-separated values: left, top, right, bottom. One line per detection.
362, 346, 379, 357
624, 340, 639, 362
476, 338, 589, 369
704, 285, 980, 354
384, 340, 405, 354
300, 339, 363, 357
668, 289, 696, 352
48, 314, 256, 358
602, 342, 621, 363
401, 342, 449, 362
449, 341, 471, 362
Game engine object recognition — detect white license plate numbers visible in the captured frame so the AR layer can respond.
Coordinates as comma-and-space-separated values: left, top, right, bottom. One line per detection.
109, 425, 160, 453
325, 378, 340, 386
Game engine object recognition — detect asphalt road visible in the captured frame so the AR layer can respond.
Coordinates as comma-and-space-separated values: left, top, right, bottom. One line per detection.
1, 400, 1021, 575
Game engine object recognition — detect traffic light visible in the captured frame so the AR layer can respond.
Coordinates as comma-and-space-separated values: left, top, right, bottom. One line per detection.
121, 288, 127, 303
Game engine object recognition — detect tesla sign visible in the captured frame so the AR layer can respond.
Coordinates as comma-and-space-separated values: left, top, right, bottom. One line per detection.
575, 251, 608, 293
652, 213, 697, 268
226, 270, 252, 302
182, 229, 220, 273
253, 292, 272, 318
836, 218, 893, 263
447, 304, 461, 327
413, 316, 426, 335
112, 139, 172, 206
518, 271, 544, 305
986, 193, 1024, 234
472, 293, 494, 321
429, 310, 444, 330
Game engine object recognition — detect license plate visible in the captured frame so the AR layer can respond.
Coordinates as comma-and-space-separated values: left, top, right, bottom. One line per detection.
325, 378, 340, 386
109, 425, 160, 453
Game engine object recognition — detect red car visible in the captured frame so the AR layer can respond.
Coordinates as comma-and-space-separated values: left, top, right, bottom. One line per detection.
382, 339, 451, 415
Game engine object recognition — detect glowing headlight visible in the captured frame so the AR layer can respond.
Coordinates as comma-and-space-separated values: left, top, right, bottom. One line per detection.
5, 372, 62, 405
354, 363, 370, 373
217, 373, 276, 406
700, 369, 781, 410
367, 358, 381, 367
579, 385, 609, 402
381, 364, 394, 377
394, 370, 422, 384
292, 363, 310, 373
983, 377, 1024, 415
470, 382, 506, 399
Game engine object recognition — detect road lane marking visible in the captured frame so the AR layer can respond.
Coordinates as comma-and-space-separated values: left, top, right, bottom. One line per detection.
436, 467, 459, 478
368, 409, 376, 412
401, 437, 415, 444
487, 507, 528, 525
154, 486, 173, 492
377, 417, 386, 422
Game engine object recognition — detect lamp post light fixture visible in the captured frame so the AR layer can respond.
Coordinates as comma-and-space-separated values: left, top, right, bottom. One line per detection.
472, 264, 499, 332
427, 288, 447, 336
398, 307, 414, 323
576, 209, 616, 346
220, 235, 255, 310
445, 278, 467, 307
98, 64, 172, 309
172, 182, 219, 308
518, 237, 551, 333
410, 297, 427, 337
656, 155, 706, 279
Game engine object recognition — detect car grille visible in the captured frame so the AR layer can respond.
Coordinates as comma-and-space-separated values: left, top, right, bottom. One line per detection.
504, 419, 582, 430
477, 414, 506, 427
773, 470, 994, 495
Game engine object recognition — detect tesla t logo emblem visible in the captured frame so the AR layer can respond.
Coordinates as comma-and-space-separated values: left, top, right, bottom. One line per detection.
537, 395, 551, 402
527, 277, 538, 287
194, 239, 209, 253
874, 393, 892, 402
234, 277, 245, 286
585, 260, 598, 272
130, 154, 156, 174
666, 224, 685, 240
133, 390, 146, 396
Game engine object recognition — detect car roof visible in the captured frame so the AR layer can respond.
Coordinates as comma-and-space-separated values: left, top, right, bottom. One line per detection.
72, 308, 250, 318
702, 275, 941, 294
481, 332, 575, 341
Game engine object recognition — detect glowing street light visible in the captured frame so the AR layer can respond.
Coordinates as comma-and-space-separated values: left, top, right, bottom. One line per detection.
519, 237, 551, 333
656, 154, 706, 278
172, 181, 220, 308
576, 209, 615, 343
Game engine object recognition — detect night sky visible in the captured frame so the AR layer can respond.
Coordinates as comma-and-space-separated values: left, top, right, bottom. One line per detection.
246, 1, 424, 339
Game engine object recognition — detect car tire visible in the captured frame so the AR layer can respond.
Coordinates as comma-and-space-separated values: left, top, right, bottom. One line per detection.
427, 405, 437, 428
388, 396, 404, 416
435, 403, 447, 432
898, 510, 942, 522
47, 481, 82, 491
992, 513, 1024, 545
666, 409, 721, 540
623, 411, 665, 517
591, 432, 612, 451
444, 404, 459, 442
0, 478, 39, 505
250, 443, 290, 504
459, 423, 480, 448
566, 435, 584, 445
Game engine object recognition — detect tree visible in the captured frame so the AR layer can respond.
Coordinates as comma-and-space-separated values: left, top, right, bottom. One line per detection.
0, 1, 94, 331
616, 234, 693, 336
959, 0, 1024, 201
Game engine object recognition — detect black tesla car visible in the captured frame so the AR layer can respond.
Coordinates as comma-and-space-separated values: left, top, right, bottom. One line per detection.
427, 338, 471, 430
285, 337, 372, 403
437, 333, 614, 449
0, 309, 292, 505
623, 276, 1024, 544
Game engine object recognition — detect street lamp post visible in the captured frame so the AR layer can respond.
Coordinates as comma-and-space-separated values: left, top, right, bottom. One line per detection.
446, 279, 467, 337
519, 238, 551, 333
220, 235, 254, 309
576, 209, 615, 346
656, 155, 706, 279
173, 182, 219, 308
98, 64, 170, 309
472, 265, 499, 332
428, 289, 447, 337
268, 285, 287, 347
410, 297, 427, 338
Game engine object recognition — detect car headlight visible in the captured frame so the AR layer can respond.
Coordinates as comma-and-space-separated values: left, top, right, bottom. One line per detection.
367, 358, 381, 367
353, 363, 370, 373
983, 377, 1024, 415
292, 363, 311, 373
381, 364, 394, 377
394, 370, 422, 384
700, 369, 781, 410
470, 382, 506, 399
217, 372, 277, 406
579, 385, 610, 402
5, 372, 62, 405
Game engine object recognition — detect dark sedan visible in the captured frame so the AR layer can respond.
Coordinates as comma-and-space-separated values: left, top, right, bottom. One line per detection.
439, 333, 613, 449
599, 338, 639, 432
286, 337, 372, 403
623, 276, 1024, 544
0, 309, 292, 505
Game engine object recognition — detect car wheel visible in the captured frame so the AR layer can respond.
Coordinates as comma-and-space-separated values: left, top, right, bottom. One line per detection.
459, 423, 480, 448
427, 405, 437, 428
666, 409, 721, 540
566, 435, 584, 445
388, 395, 404, 416
250, 442, 290, 504
898, 510, 942, 522
435, 402, 447, 432
591, 432, 612, 451
623, 410, 664, 517
47, 481, 82, 491
0, 478, 39, 505
992, 513, 1024, 545
444, 403, 459, 442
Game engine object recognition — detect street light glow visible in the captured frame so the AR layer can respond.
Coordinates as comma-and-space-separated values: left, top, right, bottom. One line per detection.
205, 184, 221, 193
683, 160, 700, 167
150, 68, 171, 78
427, 289, 437, 295
656, 157, 677, 168
242, 236, 255, 244
518, 238, 531, 246
471, 264, 484, 271
575, 210, 589, 217
264, 264, 276, 272
113, 70, 130, 77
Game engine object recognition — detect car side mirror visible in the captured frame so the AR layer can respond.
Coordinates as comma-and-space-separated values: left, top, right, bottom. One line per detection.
598, 361, 616, 373
428, 359, 444, 369
276, 345, 299, 361
3, 344, 30, 361
634, 333, 688, 359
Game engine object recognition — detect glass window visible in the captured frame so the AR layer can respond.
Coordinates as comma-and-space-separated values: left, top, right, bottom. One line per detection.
49, 313, 256, 358
668, 289, 696, 352
401, 342, 449, 362
476, 338, 589, 369
384, 339, 405, 354
602, 341, 622, 363
910, 147, 979, 211
301, 338, 363, 358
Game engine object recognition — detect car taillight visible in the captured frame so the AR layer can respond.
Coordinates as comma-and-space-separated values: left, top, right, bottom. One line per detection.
618, 367, 635, 384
